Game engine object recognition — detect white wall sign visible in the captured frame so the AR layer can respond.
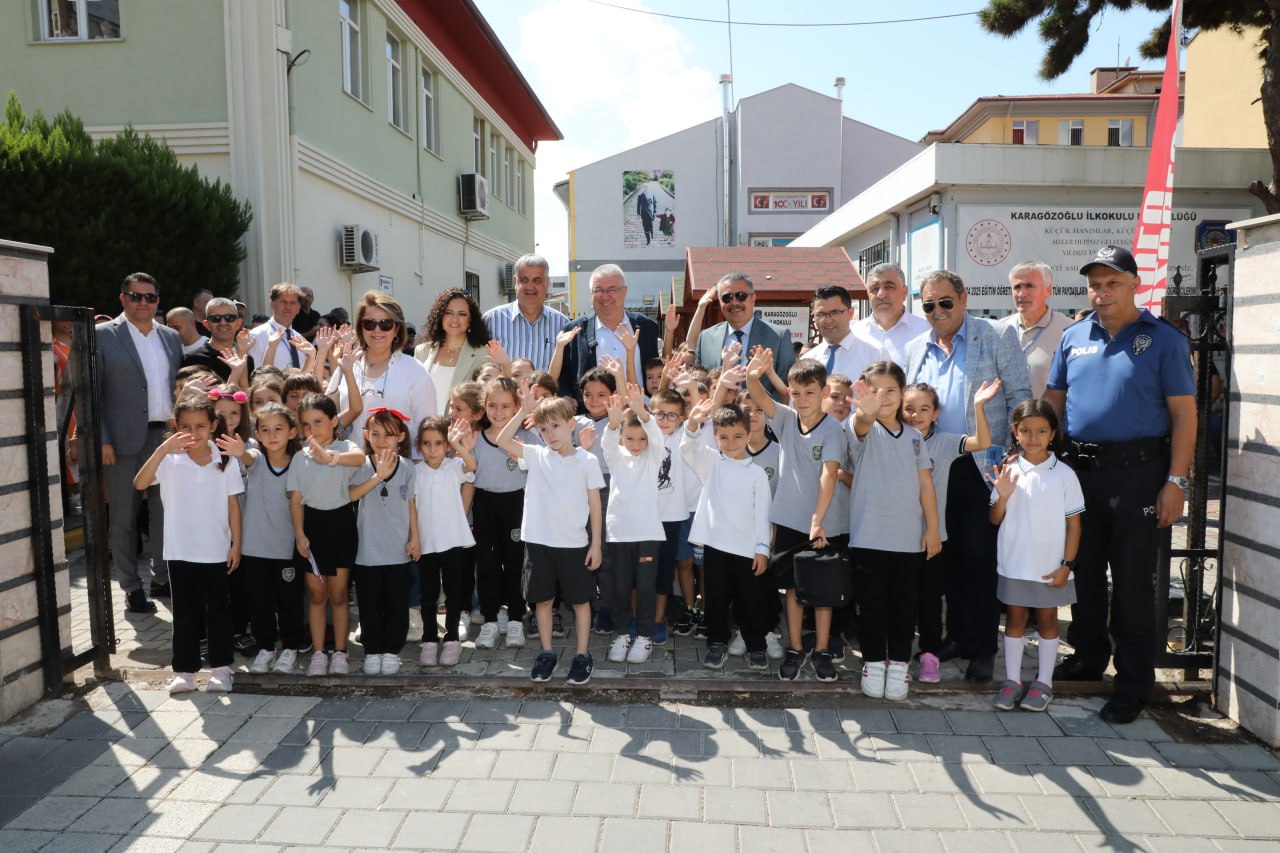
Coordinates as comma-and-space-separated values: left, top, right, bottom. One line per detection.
954, 205, 1250, 313
757, 306, 812, 345
378, 274, 394, 294
749, 190, 831, 213
908, 218, 940, 296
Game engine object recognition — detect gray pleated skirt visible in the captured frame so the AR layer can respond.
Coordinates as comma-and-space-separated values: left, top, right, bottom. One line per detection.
997, 575, 1076, 609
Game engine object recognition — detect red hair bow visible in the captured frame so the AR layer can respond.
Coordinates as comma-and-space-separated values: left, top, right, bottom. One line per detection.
367, 406, 410, 423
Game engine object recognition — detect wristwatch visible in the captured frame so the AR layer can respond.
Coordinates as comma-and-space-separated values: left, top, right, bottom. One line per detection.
1167, 475, 1189, 490
1060, 559, 1077, 570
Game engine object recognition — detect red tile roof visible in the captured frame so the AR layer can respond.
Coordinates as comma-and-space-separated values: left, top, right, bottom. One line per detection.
683, 247, 866, 299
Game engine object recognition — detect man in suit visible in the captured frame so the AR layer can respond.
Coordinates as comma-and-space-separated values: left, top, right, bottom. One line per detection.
557, 264, 660, 401
247, 282, 306, 371
693, 273, 795, 400
636, 184, 657, 246
904, 269, 1031, 682
97, 272, 184, 613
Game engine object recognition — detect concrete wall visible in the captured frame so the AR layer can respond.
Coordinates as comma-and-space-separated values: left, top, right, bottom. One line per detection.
1216, 213, 1280, 747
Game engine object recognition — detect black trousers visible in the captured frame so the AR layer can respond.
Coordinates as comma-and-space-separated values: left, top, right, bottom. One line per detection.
943, 457, 1001, 658
242, 555, 305, 651
852, 547, 925, 663
170, 560, 234, 673
227, 561, 251, 634
419, 547, 474, 642
916, 540, 948, 655
602, 540, 661, 637
473, 489, 527, 622
703, 546, 772, 652
355, 563, 411, 654
1068, 458, 1167, 702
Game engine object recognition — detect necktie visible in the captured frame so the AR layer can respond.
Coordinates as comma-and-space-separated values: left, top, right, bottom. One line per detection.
733, 329, 746, 366
284, 328, 299, 368
825, 343, 837, 375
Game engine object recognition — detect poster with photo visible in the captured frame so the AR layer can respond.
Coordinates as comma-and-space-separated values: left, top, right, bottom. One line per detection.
623, 170, 676, 248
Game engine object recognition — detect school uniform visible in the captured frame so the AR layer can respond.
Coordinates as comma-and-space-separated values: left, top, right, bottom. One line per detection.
991, 452, 1085, 608
414, 457, 476, 643
240, 448, 304, 653
472, 428, 532, 624
353, 456, 416, 655
600, 418, 666, 637
656, 431, 698, 601
519, 444, 605, 606
286, 440, 361, 574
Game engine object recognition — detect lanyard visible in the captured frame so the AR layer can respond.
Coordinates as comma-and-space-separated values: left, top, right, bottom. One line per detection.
1020, 322, 1049, 355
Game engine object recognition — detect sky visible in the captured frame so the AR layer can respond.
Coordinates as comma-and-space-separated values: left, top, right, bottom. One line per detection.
470, 0, 1171, 274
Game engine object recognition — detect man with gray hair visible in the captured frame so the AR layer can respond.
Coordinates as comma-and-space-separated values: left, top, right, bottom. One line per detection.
692, 273, 795, 400
483, 253, 568, 370
182, 296, 253, 383
556, 263, 660, 400
850, 262, 931, 366
1001, 261, 1074, 398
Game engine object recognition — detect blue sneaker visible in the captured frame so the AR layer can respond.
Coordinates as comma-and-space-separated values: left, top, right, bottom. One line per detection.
828, 636, 845, 663
593, 609, 614, 635
652, 621, 668, 646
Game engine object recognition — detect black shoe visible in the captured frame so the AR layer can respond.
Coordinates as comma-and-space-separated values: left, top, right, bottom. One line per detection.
703, 643, 728, 670
693, 610, 708, 640
566, 652, 594, 685
779, 648, 806, 681
126, 589, 157, 614
746, 650, 769, 671
672, 607, 695, 637
530, 650, 557, 683
551, 612, 567, 639
1053, 655, 1105, 682
813, 650, 838, 683
828, 636, 846, 663
149, 581, 170, 599
965, 655, 995, 683
937, 639, 967, 663
234, 633, 258, 658
1099, 696, 1145, 724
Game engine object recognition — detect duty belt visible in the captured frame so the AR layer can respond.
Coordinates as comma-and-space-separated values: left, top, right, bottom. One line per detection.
1062, 436, 1169, 471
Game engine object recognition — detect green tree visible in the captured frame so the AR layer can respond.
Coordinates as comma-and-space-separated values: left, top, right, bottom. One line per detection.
0, 92, 252, 311
979, 1, 1280, 212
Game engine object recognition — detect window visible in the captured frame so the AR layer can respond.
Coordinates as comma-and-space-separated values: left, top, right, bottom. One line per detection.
339, 0, 363, 100
1011, 120, 1038, 145
41, 0, 120, 40
421, 68, 437, 152
464, 271, 481, 304
489, 132, 500, 192
1058, 119, 1084, 146
385, 34, 405, 129
473, 118, 484, 174
857, 239, 890, 280
504, 146, 515, 204
516, 159, 527, 215
1107, 119, 1134, 147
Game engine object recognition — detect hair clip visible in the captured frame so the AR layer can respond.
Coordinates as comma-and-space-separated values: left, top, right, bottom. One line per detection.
208, 388, 249, 404
367, 406, 410, 423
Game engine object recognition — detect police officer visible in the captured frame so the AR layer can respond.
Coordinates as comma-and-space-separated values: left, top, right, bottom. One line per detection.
1042, 246, 1196, 724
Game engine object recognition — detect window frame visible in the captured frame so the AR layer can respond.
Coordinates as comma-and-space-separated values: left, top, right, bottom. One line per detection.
1107, 119, 1134, 147
385, 32, 405, 130
1011, 119, 1038, 145
473, 117, 484, 175
489, 132, 500, 194
503, 145, 516, 205
339, 0, 364, 102
516, 158, 527, 215
39, 0, 121, 41
1059, 119, 1084, 146
421, 67, 438, 153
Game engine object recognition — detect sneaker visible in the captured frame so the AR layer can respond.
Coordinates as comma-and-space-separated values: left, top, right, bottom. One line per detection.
273, 649, 297, 674
528, 614, 539, 638
551, 612, 567, 639
306, 651, 329, 677
207, 666, 234, 693
627, 636, 653, 664
608, 634, 633, 662
381, 652, 401, 675
457, 618, 469, 643
566, 653, 594, 685
168, 673, 196, 694
531, 650, 557, 682
828, 636, 846, 663
474, 622, 500, 650
593, 609, 614, 635
363, 654, 383, 675
746, 650, 769, 670
496, 607, 510, 634
329, 650, 349, 676
470, 608, 484, 625
440, 640, 462, 666
249, 648, 275, 674
672, 607, 696, 636
885, 661, 910, 701
703, 643, 728, 669
813, 650, 838, 683
801, 631, 817, 654
993, 679, 1022, 711
765, 632, 784, 660
300, 639, 314, 656
693, 610, 708, 640
233, 633, 257, 658
505, 621, 526, 649
727, 630, 747, 657
860, 660, 887, 698
419, 642, 439, 666
652, 621, 668, 645
779, 648, 806, 681
918, 652, 942, 684
1020, 681, 1052, 712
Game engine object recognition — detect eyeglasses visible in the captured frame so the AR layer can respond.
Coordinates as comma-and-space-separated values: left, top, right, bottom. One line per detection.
813, 309, 848, 322
720, 291, 751, 304
591, 287, 625, 297
361, 318, 398, 332
123, 291, 159, 304
205, 313, 237, 324
921, 298, 956, 314
653, 411, 682, 422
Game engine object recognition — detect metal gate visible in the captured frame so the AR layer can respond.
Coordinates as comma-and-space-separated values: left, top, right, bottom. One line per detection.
23, 304, 114, 692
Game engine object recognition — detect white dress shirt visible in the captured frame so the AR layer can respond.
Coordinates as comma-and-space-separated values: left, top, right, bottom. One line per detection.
850, 311, 931, 367
248, 319, 304, 371
801, 332, 878, 381
594, 314, 643, 383
127, 320, 173, 422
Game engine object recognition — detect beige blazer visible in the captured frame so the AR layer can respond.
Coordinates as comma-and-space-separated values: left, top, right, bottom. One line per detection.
413, 339, 487, 389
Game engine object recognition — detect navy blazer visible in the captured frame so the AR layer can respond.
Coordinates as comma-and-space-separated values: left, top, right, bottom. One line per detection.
96, 314, 183, 456
557, 311, 661, 400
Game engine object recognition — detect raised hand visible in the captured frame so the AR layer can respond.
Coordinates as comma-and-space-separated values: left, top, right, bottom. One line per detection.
292, 334, 316, 358
616, 323, 638, 353
307, 436, 333, 463
161, 431, 199, 455
599, 354, 625, 386
720, 340, 743, 370
235, 328, 252, 355
217, 346, 246, 372
665, 302, 678, 327
555, 326, 581, 348
686, 397, 715, 430
745, 346, 772, 380
338, 345, 357, 372
374, 447, 399, 479
448, 418, 476, 451
973, 378, 1002, 407
268, 327, 285, 348
486, 339, 511, 367
314, 325, 335, 354
578, 423, 597, 451
626, 382, 647, 413
698, 288, 718, 308
719, 364, 746, 389
993, 462, 1018, 499
516, 379, 537, 413
215, 433, 246, 458
852, 379, 881, 421
605, 393, 627, 425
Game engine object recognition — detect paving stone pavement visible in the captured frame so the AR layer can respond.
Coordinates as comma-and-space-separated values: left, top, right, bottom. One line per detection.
0, 681, 1276, 852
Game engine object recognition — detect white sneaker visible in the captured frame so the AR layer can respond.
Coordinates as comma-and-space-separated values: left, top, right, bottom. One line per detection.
273, 648, 297, 674
440, 640, 462, 666
330, 650, 349, 675
207, 666, 234, 693
861, 660, 887, 699
475, 622, 500, 650
470, 608, 484, 625
608, 634, 632, 662
765, 632, 785, 661
457, 617, 470, 643
627, 636, 653, 664
363, 654, 382, 675
168, 673, 196, 694
496, 607, 510, 634
249, 649, 275, 674
420, 642, 439, 666
727, 630, 747, 657
885, 660, 911, 701
505, 621, 526, 649
307, 651, 329, 677
381, 652, 401, 675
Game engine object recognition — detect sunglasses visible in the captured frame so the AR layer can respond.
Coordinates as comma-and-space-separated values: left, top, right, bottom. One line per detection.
205, 313, 237, 324
720, 291, 751, 304
361, 318, 398, 332
921, 298, 955, 314
123, 291, 159, 304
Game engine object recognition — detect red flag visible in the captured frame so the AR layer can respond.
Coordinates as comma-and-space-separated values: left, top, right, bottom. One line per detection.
1132, 0, 1183, 315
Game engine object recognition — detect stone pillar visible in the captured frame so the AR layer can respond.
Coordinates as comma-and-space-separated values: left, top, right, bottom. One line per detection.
0, 238, 68, 722
1217, 213, 1280, 746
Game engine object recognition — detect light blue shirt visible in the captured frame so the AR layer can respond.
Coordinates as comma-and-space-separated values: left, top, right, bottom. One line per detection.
482, 301, 569, 371
919, 317, 968, 437
722, 317, 754, 366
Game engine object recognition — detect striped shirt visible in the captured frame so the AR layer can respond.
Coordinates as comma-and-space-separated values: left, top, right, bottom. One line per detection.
482, 301, 569, 371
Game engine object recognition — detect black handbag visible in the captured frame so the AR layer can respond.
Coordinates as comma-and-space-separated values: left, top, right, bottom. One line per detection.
769, 537, 855, 608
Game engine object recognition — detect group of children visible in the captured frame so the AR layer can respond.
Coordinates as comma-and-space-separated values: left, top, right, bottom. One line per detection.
141, 325, 1084, 712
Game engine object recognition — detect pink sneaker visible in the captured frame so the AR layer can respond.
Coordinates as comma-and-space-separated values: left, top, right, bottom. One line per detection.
440, 640, 462, 666
419, 642, 439, 666
918, 652, 941, 683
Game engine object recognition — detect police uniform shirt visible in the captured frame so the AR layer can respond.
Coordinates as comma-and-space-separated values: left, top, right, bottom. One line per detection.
1046, 309, 1194, 443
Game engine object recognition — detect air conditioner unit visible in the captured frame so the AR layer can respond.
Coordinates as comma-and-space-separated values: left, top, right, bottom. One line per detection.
459, 173, 490, 220
339, 225, 380, 272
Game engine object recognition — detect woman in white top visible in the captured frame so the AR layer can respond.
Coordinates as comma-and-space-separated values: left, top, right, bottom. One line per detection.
413, 288, 508, 413
329, 291, 437, 438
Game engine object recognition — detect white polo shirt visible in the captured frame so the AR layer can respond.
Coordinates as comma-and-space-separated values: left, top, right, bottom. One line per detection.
600, 417, 666, 542
519, 444, 606, 548
153, 447, 244, 563
991, 452, 1085, 584
414, 457, 476, 555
